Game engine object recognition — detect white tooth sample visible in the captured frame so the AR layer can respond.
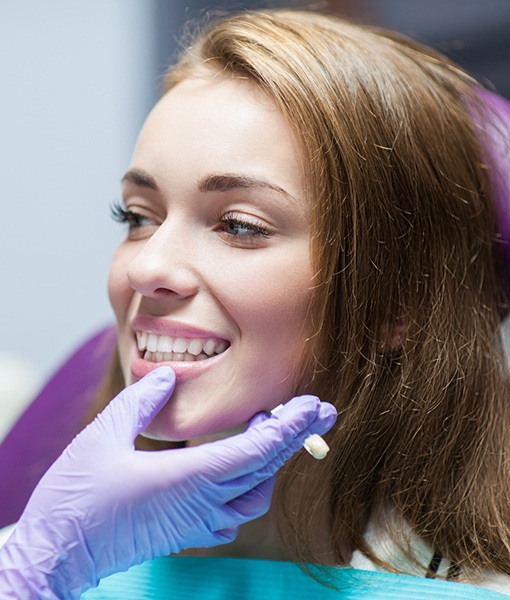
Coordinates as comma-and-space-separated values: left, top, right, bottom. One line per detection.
147, 333, 158, 352
137, 331, 148, 351
155, 352, 163, 362
215, 340, 229, 354
187, 338, 203, 356
303, 434, 330, 460
173, 352, 185, 361
158, 335, 173, 353
203, 339, 216, 356
173, 337, 188, 353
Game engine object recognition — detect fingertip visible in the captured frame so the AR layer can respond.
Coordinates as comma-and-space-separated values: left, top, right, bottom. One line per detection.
213, 526, 239, 545
306, 402, 338, 438
144, 366, 176, 389
273, 396, 337, 439
124, 368, 176, 437
318, 402, 338, 427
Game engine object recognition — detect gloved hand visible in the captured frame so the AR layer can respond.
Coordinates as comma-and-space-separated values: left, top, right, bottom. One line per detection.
0, 367, 337, 599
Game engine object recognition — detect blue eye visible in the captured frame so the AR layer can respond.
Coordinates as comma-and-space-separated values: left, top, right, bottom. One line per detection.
219, 213, 272, 239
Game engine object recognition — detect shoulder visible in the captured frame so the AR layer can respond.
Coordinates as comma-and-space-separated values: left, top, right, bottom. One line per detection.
350, 512, 510, 597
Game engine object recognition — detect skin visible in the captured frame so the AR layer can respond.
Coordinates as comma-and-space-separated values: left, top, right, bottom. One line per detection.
108, 76, 313, 441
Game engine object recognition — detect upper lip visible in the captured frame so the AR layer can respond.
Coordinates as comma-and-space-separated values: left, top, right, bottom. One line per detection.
131, 315, 231, 342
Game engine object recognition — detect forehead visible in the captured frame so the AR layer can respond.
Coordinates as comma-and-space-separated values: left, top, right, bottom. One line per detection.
131, 77, 306, 199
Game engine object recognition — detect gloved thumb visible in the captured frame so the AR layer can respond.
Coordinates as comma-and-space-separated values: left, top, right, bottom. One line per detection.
90, 367, 176, 444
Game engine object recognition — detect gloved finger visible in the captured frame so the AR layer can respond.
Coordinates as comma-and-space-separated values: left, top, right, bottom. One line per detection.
270, 397, 337, 435
248, 411, 270, 427
202, 493, 274, 532
213, 433, 307, 502
89, 367, 176, 444
303, 402, 338, 436
226, 477, 275, 520
206, 527, 240, 548
211, 397, 336, 482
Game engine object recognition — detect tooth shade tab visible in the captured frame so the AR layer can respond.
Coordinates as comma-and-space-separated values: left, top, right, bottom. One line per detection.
303, 434, 330, 460
136, 331, 229, 360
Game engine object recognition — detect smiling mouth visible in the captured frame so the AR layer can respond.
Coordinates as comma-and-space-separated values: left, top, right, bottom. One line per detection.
136, 331, 230, 363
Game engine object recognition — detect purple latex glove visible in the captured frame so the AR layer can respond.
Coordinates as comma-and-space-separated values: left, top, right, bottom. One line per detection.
0, 367, 336, 599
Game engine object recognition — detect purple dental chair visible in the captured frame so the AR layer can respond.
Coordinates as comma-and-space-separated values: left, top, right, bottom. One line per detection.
0, 326, 117, 529
480, 90, 510, 274
0, 90, 509, 532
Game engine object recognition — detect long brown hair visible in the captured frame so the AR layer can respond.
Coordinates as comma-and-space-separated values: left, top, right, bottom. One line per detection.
161, 10, 510, 576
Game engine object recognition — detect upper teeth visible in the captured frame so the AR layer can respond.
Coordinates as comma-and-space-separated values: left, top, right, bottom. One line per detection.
136, 331, 229, 363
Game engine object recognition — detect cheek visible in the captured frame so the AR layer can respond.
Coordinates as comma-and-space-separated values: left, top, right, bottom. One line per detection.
218, 248, 313, 345
107, 246, 134, 323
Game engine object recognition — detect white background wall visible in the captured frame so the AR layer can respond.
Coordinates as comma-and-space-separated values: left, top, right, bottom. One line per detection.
0, 1, 157, 426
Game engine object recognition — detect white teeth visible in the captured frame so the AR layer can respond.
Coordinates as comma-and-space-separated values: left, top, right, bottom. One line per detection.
216, 340, 229, 354
173, 337, 188, 353
137, 331, 229, 364
187, 338, 203, 356
158, 335, 173, 353
203, 339, 217, 356
137, 331, 148, 352
147, 333, 158, 352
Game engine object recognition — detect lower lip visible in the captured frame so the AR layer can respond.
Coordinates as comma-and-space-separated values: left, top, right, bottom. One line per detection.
131, 349, 228, 382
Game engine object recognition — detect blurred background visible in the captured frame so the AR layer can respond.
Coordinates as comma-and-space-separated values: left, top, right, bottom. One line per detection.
1, 0, 509, 436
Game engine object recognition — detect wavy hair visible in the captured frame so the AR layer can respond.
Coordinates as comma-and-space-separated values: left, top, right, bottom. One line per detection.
162, 9, 510, 576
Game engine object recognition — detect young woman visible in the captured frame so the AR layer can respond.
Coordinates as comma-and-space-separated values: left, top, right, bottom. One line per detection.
2, 8, 510, 599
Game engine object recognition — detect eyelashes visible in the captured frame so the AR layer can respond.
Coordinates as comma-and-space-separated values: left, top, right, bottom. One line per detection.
110, 200, 274, 242
110, 199, 129, 223
110, 200, 155, 229
218, 211, 272, 239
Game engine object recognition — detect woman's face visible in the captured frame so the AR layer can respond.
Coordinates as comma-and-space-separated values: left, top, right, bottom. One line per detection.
109, 76, 313, 440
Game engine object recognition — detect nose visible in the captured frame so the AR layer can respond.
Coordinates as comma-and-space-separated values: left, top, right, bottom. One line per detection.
127, 222, 200, 300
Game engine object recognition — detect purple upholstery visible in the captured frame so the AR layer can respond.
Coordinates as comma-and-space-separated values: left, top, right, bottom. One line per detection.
476, 90, 510, 279
0, 326, 116, 528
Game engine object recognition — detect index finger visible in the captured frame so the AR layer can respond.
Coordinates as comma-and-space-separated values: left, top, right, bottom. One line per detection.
209, 396, 337, 482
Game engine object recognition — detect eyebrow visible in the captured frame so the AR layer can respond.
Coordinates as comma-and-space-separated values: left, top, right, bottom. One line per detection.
121, 169, 159, 190
197, 173, 297, 203
121, 169, 298, 204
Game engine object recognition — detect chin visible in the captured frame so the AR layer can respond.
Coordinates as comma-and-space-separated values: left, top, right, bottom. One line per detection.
139, 404, 243, 443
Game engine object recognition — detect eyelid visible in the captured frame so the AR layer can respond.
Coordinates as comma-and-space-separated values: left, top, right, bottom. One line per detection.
221, 210, 272, 229
110, 199, 160, 232
124, 198, 162, 222
217, 210, 275, 247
